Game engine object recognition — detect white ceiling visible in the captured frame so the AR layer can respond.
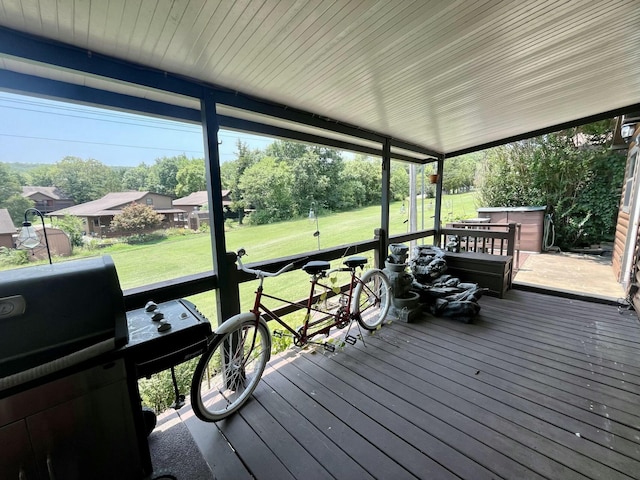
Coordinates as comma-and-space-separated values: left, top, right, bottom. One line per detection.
1, 0, 639, 156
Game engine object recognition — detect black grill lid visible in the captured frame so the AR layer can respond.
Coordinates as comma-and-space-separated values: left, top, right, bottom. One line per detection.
0, 256, 127, 379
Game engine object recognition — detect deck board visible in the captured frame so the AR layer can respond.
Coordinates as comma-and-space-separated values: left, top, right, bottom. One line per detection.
301, 346, 550, 479
213, 406, 296, 480
419, 321, 640, 412
256, 366, 377, 480
383, 322, 640, 460
264, 355, 434, 479
187, 289, 640, 480
355, 327, 639, 479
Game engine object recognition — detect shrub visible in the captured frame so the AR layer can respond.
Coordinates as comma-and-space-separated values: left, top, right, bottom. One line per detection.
80, 237, 101, 251
110, 202, 163, 233
137, 359, 198, 413
53, 215, 84, 248
124, 231, 166, 245
477, 122, 625, 250
164, 227, 192, 238
0, 247, 29, 267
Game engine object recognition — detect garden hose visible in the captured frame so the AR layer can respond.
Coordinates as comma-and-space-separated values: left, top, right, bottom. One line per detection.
543, 213, 556, 251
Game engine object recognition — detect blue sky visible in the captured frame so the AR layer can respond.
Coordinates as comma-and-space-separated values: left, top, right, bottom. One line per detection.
0, 91, 273, 167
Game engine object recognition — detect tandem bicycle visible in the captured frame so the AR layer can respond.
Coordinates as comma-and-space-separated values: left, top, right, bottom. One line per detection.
190, 248, 391, 421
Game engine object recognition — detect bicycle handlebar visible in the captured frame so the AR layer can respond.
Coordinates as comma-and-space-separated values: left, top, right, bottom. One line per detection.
235, 250, 295, 278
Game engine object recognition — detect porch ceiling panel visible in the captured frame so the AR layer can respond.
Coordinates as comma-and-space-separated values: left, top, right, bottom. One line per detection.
1, 1, 640, 155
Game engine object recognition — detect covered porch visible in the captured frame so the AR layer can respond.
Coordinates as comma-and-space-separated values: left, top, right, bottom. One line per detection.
151, 288, 640, 479
1, 1, 639, 316
1, 2, 640, 479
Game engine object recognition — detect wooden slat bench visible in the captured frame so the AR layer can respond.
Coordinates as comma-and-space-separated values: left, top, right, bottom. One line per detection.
444, 251, 513, 298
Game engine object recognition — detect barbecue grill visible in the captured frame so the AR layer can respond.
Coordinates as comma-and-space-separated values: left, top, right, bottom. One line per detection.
0, 256, 128, 386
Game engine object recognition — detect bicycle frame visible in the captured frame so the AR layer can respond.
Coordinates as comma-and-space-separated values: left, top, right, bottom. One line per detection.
192, 251, 389, 422
251, 266, 361, 347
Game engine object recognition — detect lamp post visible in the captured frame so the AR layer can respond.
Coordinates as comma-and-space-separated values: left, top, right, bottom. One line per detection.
17, 208, 52, 264
308, 201, 320, 250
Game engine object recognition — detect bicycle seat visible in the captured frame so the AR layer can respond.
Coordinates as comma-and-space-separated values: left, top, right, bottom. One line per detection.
302, 260, 330, 274
344, 256, 368, 269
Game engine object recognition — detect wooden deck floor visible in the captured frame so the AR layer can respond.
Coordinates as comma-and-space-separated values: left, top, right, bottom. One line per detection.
182, 289, 640, 480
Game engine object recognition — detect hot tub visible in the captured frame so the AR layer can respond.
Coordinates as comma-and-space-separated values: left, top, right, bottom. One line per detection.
477, 206, 546, 253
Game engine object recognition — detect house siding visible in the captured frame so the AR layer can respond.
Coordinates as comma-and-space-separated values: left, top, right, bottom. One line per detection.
611, 209, 629, 282
49, 192, 178, 238
612, 207, 629, 281
0, 209, 15, 248
22, 187, 75, 213
613, 123, 640, 315
27, 194, 74, 214
0, 234, 13, 249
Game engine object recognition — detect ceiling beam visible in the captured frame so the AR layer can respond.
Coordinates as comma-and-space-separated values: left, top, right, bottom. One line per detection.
220, 115, 381, 157
447, 103, 640, 158
0, 69, 201, 123
0, 26, 441, 162
389, 138, 443, 160
0, 27, 202, 99
214, 90, 385, 145
0, 67, 427, 162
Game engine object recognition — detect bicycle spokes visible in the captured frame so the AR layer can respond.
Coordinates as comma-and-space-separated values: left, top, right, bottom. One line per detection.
221, 328, 262, 391
191, 321, 270, 422
355, 270, 390, 331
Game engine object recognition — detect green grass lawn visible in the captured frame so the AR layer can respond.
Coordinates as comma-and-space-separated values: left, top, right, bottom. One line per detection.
5, 192, 479, 320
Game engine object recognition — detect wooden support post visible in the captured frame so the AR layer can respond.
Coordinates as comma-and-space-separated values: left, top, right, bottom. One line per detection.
374, 228, 386, 270
506, 223, 517, 257
506, 222, 520, 274
201, 89, 240, 326
378, 139, 391, 269
433, 156, 444, 246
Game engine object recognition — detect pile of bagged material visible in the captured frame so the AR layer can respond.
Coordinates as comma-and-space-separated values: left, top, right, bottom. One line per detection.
409, 245, 486, 323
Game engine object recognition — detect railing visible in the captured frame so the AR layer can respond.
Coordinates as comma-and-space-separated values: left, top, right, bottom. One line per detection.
122, 224, 517, 321
388, 228, 437, 246
440, 222, 521, 269
123, 238, 379, 311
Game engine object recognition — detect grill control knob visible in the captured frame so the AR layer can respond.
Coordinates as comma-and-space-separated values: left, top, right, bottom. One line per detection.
157, 322, 171, 332
145, 301, 158, 312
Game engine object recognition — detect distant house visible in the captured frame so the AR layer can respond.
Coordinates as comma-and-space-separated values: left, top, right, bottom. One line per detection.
22, 186, 74, 214
172, 190, 232, 213
49, 191, 184, 237
0, 209, 15, 249
173, 190, 235, 228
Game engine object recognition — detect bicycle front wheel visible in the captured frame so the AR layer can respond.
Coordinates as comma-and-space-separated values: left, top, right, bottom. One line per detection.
353, 269, 391, 330
191, 319, 270, 422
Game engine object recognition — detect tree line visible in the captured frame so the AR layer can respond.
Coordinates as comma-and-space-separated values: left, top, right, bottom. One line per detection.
1, 120, 625, 250
220, 140, 480, 225
0, 154, 205, 226
1, 140, 480, 227
476, 119, 626, 250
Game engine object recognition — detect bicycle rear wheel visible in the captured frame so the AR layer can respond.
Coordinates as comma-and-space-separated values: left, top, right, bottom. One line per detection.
191, 319, 270, 422
353, 269, 391, 330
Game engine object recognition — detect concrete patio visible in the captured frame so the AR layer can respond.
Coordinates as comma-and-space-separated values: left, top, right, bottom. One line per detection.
514, 251, 626, 303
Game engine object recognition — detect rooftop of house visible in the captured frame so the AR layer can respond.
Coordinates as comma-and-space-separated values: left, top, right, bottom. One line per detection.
22, 186, 71, 200
173, 190, 231, 207
48, 191, 178, 216
0, 208, 15, 234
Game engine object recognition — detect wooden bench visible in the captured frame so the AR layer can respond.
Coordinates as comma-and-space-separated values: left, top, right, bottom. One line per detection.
441, 222, 520, 271
443, 251, 513, 298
